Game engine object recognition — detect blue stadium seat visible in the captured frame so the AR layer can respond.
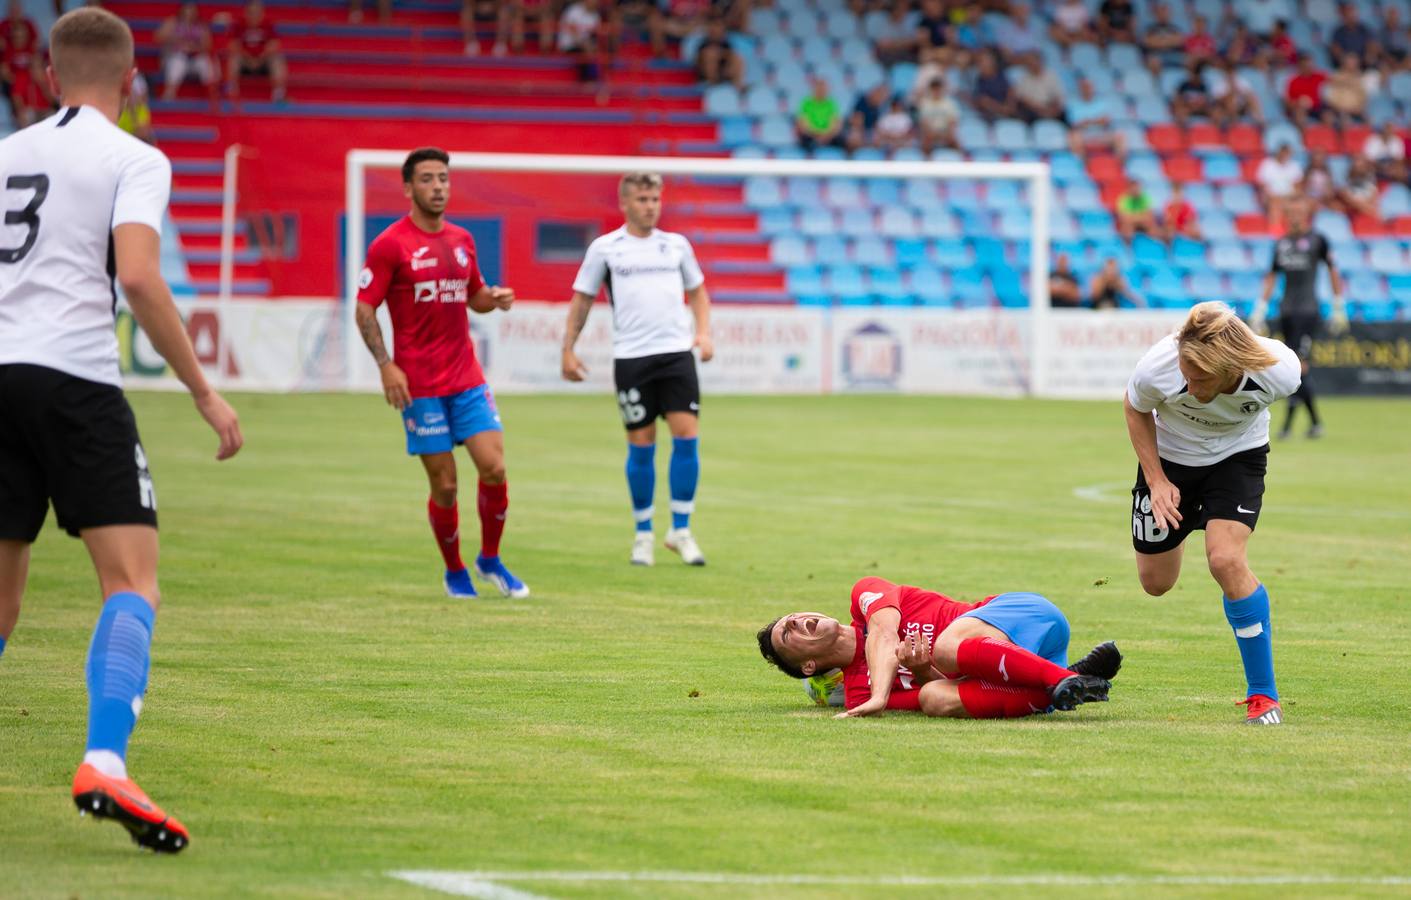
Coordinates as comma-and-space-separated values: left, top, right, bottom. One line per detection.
718, 117, 754, 148
892, 147, 925, 162
1348, 271, 1389, 303
1134, 96, 1173, 124
1064, 183, 1102, 212
839, 208, 875, 237
854, 236, 891, 267
1217, 183, 1259, 216
1048, 153, 1087, 184
744, 177, 784, 209
705, 85, 743, 117
745, 85, 784, 116
986, 181, 1025, 207
1203, 155, 1242, 183
998, 210, 1031, 240
920, 209, 961, 238
879, 207, 920, 238
786, 265, 824, 296
1070, 43, 1104, 73
825, 177, 864, 207
866, 178, 902, 207
956, 121, 993, 152
759, 208, 797, 235
993, 119, 1031, 151
1077, 210, 1116, 240
813, 235, 849, 264
1210, 242, 1254, 273
1120, 68, 1159, 99
929, 148, 966, 163
1171, 237, 1206, 269
889, 63, 918, 97
772, 146, 807, 160
1049, 213, 1080, 241
912, 267, 950, 305
1133, 234, 1168, 267
972, 237, 1007, 271
947, 181, 983, 210
934, 239, 972, 268
1202, 211, 1237, 240
1183, 182, 1216, 210
798, 207, 838, 236
1382, 184, 1411, 219
758, 115, 796, 147
1033, 120, 1068, 152
1331, 239, 1366, 272
894, 238, 929, 268
799, 36, 835, 68
1263, 122, 1303, 154
1312, 211, 1354, 242
905, 179, 944, 211
760, 34, 794, 61
869, 267, 911, 304
826, 263, 868, 297
1368, 242, 1410, 275
771, 235, 811, 267
1187, 270, 1225, 300
787, 177, 825, 207
1355, 300, 1401, 321
853, 147, 886, 161
1229, 271, 1262, 299
1125, 154, 1165, 182
959, 209, 995, 237
1146, 269, 1188, 308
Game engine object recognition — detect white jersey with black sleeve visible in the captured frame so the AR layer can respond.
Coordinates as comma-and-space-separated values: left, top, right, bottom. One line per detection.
1126, 334, 1302, 466
571, 226, 705, 360
0, 105, 172, 388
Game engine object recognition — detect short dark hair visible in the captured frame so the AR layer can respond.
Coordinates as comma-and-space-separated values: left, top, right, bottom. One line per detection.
402, 147, 450, 184
51, 7, 134, 89
756, 618, 807, 679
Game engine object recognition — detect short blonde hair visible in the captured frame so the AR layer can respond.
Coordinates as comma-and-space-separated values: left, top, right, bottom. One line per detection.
1176, 301, 1279, 379
51, 7, 134, 90
619, 171, 663, 197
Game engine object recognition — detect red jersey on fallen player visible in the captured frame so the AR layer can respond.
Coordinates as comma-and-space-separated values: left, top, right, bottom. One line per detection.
357, 216, 487, 399
842, 577, 992, 710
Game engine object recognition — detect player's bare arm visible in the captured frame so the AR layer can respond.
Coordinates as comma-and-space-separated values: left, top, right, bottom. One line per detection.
354, 301, 410, 410
469, 283, 514, 314
686, 284, 713, 363
114, 223, 242, 461
561, 290, 595, 381
1123, 393, 1181, 531
836, 606, 902, 718
1328, 266, 1348, 333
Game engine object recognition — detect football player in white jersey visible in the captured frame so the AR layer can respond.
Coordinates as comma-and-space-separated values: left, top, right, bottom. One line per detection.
561, 172, 714, 567
1124, 302, 1300, 725
0, 8, 241, 853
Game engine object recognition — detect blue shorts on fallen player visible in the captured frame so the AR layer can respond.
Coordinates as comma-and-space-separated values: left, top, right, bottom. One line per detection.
402, 384, 501, 455
958, 592, 1071, 666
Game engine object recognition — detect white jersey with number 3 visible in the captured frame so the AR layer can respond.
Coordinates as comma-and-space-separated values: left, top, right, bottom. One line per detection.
572, 226, 705, 360
1126, 334, 1301, 466
0, 105, 171, 388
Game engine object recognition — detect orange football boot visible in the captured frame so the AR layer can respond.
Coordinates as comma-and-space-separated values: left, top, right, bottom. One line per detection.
72, 763, 190, 853
1237, 694, 1284, 725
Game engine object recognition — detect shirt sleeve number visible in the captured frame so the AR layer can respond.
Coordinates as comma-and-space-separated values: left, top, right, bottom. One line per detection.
0, 174, 50, 264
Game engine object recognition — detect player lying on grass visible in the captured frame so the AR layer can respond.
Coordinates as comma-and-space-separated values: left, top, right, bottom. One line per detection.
757, 577, 1120, 718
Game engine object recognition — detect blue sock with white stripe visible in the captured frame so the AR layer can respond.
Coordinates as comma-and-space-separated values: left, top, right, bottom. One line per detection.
669, 437, 699, 530
1223, 584, 1277, 701
626, 443, 655, 533
85, 593, 155, 761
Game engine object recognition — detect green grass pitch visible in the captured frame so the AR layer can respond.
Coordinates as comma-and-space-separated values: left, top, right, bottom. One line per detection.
2, 391, 1409, 899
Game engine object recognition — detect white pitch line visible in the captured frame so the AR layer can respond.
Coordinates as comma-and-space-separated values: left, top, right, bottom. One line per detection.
390, 870, 1411, 894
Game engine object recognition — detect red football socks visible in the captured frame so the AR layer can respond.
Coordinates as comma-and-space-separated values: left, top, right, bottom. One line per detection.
957, 680, 1053, 718
427, 496, 464, 572
953, 637, 1073, 690
478, 481, 508, 558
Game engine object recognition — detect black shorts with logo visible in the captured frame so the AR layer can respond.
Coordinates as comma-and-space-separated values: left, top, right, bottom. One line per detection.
1130, 445, 1268, 554
1280, 313, 1320, 362
613, 350, 699, 431
0, 364, 158, 542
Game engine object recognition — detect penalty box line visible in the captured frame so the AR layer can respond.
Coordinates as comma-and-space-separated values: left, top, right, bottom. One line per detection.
390, 869, 1411, 897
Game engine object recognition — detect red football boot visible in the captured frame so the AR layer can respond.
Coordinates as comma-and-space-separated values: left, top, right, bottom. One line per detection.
1237, 694, 1284, 725
72, 763, 190, 853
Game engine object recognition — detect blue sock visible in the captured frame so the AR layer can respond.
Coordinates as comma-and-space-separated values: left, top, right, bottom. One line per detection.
0, 634, 6, 659
1223, 584, 1277, 701
669, 437, 699, 530
85, 593, 156, 760
626, 443, 655, 533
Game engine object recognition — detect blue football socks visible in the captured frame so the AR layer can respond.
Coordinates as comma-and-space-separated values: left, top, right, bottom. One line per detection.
85, 592, 155, 760
626, 443, 656, 533
0, 633, 7, 659
1223, 584, 1277, 701
669, 437, 700, 530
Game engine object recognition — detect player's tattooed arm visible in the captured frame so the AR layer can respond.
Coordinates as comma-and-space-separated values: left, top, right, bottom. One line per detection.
561, 291, 594, 382
355, 303, 392, 367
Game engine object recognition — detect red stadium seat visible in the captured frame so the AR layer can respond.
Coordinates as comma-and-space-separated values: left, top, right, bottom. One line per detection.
1303, 126, 1339, 153
1148, 124, 1186, 154
1240, 158, 1263, 181
1340, 125, 1373, 155
1186, 123, 1222, 149
1226, 124, 1262, 157
1392, 215, 1411, 232
1352, 214, 1390, 237
1163, 155, 1202, 182
1236, 213, 1272, 236
1099, 182, 1126, 207
1088, 154, 1124, 183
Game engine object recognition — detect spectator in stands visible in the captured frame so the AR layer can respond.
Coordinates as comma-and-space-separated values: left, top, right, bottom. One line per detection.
1049, 0, 1097, 50
1088, 258, 1144, 309
1141, 2, 1185, 66
1210, 58, 1263, 126
1115, 179, 1157, 241
947, 1, 988, 56
1300, 150, 1336, 209
226, 0, 289, 102
1222, 22, 1259, 68
1379, 7, 1409, 68
119, 70, 154, 144
869, 0, 921, 65
1264, 20, 1299, 69
156, 3, 217, 102
971, 49, 1016, 121
498, 0, 556, 55
1363, 121, 1407, 183
1283, 54, 1329, 128
1324, 54, 1369, 128
1066, 77, 1126, 159
915, 76, 960, 152
1330, 2, 1373, 67
1049, 253, 1084, 308
1336, 157, 1380, 219
1096, 0, 1136, 44
874, 97, 916, 150
349, 0, 391, 24
1256, 144, 1304, 230
795, 76, 845, 150
1013, 53, 1065, 124
1162, 183, 1201, 241
461, 0, 506, 56
650, 0, 711, 59
1182, 14, 1217, 64
558, 0, 604, 83
1170, 61, 1213, 126
1, 0, 45, 127
694, 17, 743, 89
909, 45, 948, 100
915, 0, 950, 52
991, 3, 1042, 65
1241, 0, 1291, 38
844, 82, 891, 151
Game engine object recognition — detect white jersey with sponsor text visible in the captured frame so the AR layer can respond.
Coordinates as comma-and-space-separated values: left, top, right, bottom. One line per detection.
571, 226, 705, 360
1126, 334, 1301, 466
0, 105, 171, 387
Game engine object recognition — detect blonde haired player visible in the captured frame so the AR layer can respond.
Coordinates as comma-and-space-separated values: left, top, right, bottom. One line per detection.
1124, 302, 1300, 725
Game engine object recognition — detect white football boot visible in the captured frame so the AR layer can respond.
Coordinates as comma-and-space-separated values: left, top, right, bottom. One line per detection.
664, 528, 706, 566
631, 532, 655, 566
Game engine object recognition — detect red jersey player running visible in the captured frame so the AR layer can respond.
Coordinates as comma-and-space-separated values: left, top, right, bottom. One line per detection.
355, 146, 528, 599
758, 578, 1120, 718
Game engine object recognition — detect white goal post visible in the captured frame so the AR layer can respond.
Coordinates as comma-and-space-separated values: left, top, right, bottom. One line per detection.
343, 150, 1051, 394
